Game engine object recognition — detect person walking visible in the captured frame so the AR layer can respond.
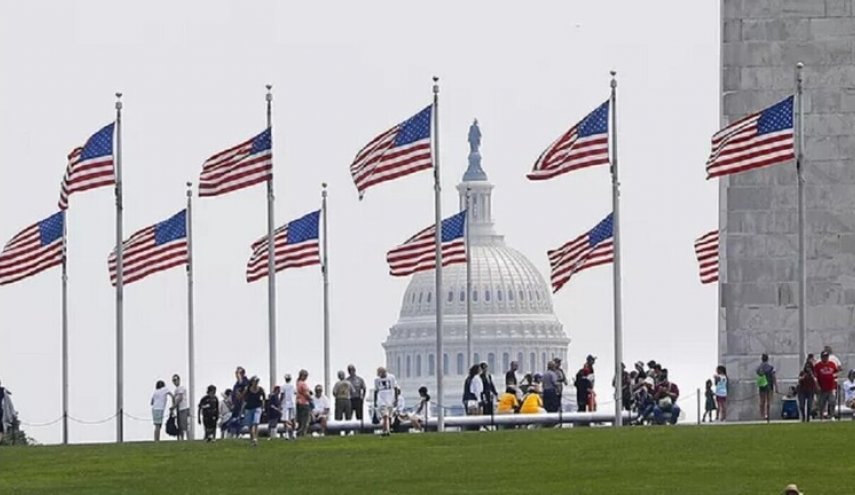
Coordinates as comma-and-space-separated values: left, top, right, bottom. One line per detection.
242, 376, 266, 446
814, 350, 839, 420
796, 361, 818, 422
714, 365, 728, 421
332, 371, 354, 434
171, 374, 190, 440
197, 385, 219, 442
233, 366, 249, 395
218, 389, 233, 439
296, 369, 312, 438
346, 365, 366, 425
150, 380, 172, 442
374, 367, 397, 437
756, 354, 777, 420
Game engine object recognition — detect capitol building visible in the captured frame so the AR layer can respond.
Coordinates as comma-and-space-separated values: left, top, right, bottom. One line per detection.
383, 120, 570, 414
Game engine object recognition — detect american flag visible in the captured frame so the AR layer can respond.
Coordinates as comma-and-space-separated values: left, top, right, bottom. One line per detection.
199, 128, 272, 197
350, 106, 432, 198
528, 101, 610, 181
247, 210, 320, 283
706, 96, 795, 179
387, 211, 466, 277
108, 210, 188, 286
58, 123, 116, 210
548, 214, 614, 293
694, 231, 719, 284
0, 211, 64, 286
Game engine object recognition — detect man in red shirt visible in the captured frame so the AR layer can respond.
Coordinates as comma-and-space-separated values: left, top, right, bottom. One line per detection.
813, 351, 839, 420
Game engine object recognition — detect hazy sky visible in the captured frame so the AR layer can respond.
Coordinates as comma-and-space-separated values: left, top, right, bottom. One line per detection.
0, 0, 720, 443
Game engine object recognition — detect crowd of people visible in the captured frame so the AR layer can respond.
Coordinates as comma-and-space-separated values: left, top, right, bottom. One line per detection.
142, 346, 855, 444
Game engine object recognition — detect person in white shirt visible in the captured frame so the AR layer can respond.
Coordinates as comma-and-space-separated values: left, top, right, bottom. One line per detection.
311, 385, 330, 436
374, 367, 397, 436
171, 374, 190, 440
467, 365, 484, 415
843, 369, 855, 413
150, 380, 173, 442
281, 374, 297, 440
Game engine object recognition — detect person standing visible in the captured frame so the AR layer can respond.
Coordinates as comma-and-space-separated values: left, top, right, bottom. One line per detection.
542, 361, 560, 413
296, 369, 312, 438
796, 361, 818, 422
242, 376, 266, 446
756, 354, 777, 420
814, 351, 839, 420
197, 385, 219, 442
332, 370, 355, 433
281, 374, 297, 440
575, 361, 593, 413
823, 345, 842, 369
714, 365, 728, 421
843, 369, 855, 418
171, 374, 190, 440
346, 365, 366, 425
505, 361, 519, 393
480, 362, 498, 416
150, 380, 172, 442
553, 358, 568, 409
464, 364, 483, 416
267, 385, 283, 439
373, 367, 397, 437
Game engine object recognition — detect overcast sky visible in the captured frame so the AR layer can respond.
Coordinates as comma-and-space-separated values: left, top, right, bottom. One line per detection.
0, 0, 720, 443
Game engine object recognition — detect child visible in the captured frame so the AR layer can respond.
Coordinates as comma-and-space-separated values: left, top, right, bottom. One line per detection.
702, 379, 716, 423
218, 389, 233, 439
267, 386, 283, 439
197, 385, 220, 442
714, 365, 728, 421
281, 374, 297, 440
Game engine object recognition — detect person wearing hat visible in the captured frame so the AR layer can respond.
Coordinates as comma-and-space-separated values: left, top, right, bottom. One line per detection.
813, 351, 839, 420
281, 374, 297, 439
783, 483, 802, 495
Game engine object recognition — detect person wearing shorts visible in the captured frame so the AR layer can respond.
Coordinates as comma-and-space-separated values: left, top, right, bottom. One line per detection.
281, 374, 297, 439
756, 354, 776, 420
150, 380, 171, 442
171, 374, 190, 440
374, 367, 397, 437
242, 376, 266, 446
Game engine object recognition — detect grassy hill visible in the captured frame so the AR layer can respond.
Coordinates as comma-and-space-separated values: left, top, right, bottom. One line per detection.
0, 422, 850, 494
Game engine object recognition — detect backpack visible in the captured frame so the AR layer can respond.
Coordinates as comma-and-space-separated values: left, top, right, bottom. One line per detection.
165, 412, 179, 437
756, 370, 769, 388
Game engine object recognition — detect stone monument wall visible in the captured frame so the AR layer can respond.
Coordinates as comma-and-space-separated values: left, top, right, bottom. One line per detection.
721, 0, 855, 419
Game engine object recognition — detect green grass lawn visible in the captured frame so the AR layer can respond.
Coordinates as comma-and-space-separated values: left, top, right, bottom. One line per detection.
0, 423, 850, 494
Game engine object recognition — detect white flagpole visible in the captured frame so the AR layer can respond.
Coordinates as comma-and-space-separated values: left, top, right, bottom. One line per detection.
266, 84, 277, 392
796, 62, 806, 364
609, 71, 624, 427
114, 92, 125, 442
322, 183, 331, 394
465, 187, 472, 368
432, 76, 445, 432
186, 183, 196, 440
61, 214, 69, 445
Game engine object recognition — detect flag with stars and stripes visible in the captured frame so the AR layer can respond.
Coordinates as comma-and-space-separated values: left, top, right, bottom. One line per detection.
548, 213, 614, 293
58, 123, 116, 210
0, 211, 65, 286
527, 101, 610, 181
199, 128, 272, 197
706, 96, 795, 179
247, 210, 320, 282
108, 210, 188, 286
350, 105, 432, 199
694, 230, 719, 284
387, 211, 466, 277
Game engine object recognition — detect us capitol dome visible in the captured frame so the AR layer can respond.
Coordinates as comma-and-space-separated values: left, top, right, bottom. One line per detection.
383, 120, 569, 414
